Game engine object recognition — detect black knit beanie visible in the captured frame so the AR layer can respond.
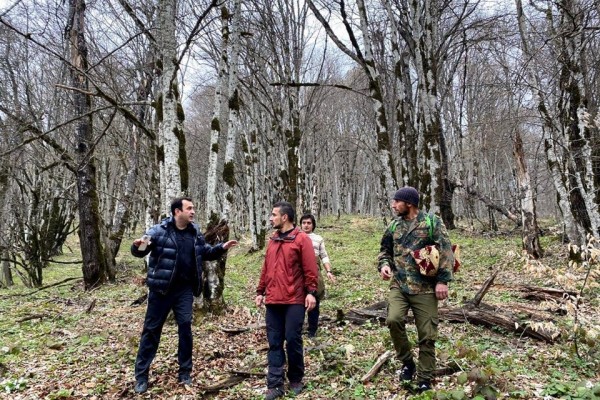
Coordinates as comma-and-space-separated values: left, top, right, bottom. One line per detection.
393, 186, 419, 206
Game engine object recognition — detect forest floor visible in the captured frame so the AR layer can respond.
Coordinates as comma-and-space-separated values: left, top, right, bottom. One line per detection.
0, 215, 599, 400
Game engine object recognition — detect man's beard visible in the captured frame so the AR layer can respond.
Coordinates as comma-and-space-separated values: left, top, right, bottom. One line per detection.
397, 210, 408, 217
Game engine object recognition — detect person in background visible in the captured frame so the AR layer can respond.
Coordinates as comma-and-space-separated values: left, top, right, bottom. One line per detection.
300, 213, 336, 338
377, 187, 454, 393
131, 197, 238, 394
255, 201, 319, 400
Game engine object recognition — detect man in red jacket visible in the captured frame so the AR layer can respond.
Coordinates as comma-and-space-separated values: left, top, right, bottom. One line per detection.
255, 201, 319, 400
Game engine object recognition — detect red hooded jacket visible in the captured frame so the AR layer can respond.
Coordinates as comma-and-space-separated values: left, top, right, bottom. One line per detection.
256, 227, 319, 304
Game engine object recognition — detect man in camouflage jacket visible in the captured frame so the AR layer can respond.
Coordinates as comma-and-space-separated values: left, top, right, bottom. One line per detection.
377, 186, 454, 393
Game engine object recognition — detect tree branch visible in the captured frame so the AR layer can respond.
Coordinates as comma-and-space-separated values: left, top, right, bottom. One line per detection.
270, 81, 368, 97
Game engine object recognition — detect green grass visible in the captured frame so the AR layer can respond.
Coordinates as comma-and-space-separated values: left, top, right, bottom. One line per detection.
0, 215, 599, 399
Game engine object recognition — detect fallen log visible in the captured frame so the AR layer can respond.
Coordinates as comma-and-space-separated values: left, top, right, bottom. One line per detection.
360, 352, 462, 384
230, 369, 266, 377
518, 285, 578, 302
130, 293, 148, 306
337, 270, 559, 343
361, 350, 393, 383
16, 314, 46, 323
440, 306, 557, 342
220, 322, 266, 334
198, 369, 265, 394
341, 308, 386, 325
9, 277, 81, 298
521, 285, 577, 297
470, 270, 498, 307
199, 375, 245, 393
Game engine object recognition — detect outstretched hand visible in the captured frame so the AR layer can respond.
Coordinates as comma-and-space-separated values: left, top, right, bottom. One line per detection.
223, 240, 238, 250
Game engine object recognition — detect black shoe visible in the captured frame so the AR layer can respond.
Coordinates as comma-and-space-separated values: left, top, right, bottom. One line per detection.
178, 375, 192, 385
399, 361, 416, 381
134, 380, 148, 394
289, 381, 304, 395
417, 380, 432, 392
265, 386, 285, 400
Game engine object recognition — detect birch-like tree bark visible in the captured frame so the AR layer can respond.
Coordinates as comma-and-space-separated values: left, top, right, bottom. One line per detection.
514, 131, 543, 258
205, 5, 231, 223
308, 0, 397, 215
516, 0, 600, 245
157, 0, 187, 213
201, 0, 240, 312
221, 0, 241, 221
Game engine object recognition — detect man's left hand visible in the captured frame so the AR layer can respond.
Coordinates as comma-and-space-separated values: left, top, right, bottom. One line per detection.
435, 282, 448, 300
305, 293, 317, 311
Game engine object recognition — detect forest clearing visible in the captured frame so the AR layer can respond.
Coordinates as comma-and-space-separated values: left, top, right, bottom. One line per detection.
0, 215, 598, 400
2, 1, 600, 399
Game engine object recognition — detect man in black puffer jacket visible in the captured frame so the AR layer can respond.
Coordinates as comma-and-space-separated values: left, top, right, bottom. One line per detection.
131, 197, 238, 394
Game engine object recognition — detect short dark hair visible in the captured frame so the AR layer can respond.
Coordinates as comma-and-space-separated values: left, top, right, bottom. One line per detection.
300, 213, 317, 231
171, 197, 193, 215
273, 201, 295, 223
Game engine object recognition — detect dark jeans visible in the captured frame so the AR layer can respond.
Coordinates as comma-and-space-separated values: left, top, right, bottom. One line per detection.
134, 285, 194, 382
265, 304, 306, 388
307, 297, 320, 336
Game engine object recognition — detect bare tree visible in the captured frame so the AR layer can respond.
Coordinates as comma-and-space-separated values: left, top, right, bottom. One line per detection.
516, 0, 600, 245
66, 0, 113, 289
308, 0, 398, 214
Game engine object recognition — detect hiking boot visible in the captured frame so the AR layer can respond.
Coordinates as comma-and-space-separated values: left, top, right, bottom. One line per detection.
398, 360, 416, 381
417, 380, 432, 393
265, 386, 285, 400
134, 380, 148, 394
289, 381, 304, 395
178, 375, 192, 385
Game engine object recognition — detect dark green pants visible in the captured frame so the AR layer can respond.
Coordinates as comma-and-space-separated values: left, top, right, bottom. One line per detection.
387, 289, 439, 381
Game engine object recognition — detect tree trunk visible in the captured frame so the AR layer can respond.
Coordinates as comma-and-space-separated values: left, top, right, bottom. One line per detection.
0, 155, 12, 287
356, 0, 398, 210
2, 253, 13, 287
410, 0, 443, 212
383, 0, 416, 186
222, 0, 241, 221
454, 181, 521, 226
307, 0, 398, 213
157, 0, 186, 213
201, 220, 230, 314
205, 4, 231, 223
514, 131, 543, 258
67, 0, 110, 289
105, 63, 153, 272
515, 0, 599, 245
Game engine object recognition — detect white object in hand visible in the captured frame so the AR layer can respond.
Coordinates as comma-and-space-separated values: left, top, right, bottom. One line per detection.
138, 235, 151, 251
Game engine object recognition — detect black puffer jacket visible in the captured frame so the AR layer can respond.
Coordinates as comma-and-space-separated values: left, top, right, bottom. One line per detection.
131, 217, 226, 296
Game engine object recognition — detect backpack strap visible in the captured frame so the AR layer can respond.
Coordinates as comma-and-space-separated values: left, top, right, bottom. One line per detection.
388, 220, 398, 234
425, 213, 436, 241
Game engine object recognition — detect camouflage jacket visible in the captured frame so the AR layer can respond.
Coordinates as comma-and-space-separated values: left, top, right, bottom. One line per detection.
377, 211, 454, 294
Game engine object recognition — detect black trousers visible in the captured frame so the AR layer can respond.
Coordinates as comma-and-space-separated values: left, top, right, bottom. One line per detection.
265, 304, 306, 388
134, 285, 193, 382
